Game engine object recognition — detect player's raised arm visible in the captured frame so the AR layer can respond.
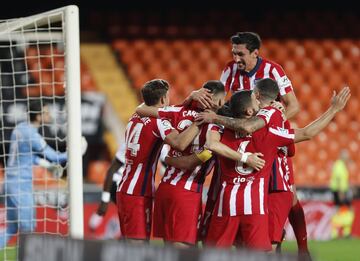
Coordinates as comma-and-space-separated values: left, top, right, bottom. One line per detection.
205, 128, 265, 171
294, 87, 351, 143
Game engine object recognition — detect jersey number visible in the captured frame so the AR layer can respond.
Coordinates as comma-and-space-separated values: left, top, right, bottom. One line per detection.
235, 140, 254, 175
125, 122, 144, 157
178, 119, 201, 153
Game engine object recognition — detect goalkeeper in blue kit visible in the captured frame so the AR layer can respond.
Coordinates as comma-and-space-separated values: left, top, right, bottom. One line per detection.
0, 100, 86, 248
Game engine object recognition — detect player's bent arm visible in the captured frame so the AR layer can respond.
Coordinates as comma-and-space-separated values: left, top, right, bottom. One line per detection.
294, 87, 350, 143
216, 115, 265, 134
96, 157, 124, 216
42, 145, 67, 164
205, 130, 242, 161
102, 157, 124, 193
135, 103, 159, 118
198, 110, 265, 134
281, 91, 300, 120
164, 154, 203, 170
165, 123, 200, 151
205, 130, 265, 171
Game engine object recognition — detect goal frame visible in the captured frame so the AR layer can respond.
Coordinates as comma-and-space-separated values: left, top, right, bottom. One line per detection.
0, 5, 84, 239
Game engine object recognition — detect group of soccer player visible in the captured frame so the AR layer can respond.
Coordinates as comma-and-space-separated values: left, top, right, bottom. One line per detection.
93, 32, 351, 260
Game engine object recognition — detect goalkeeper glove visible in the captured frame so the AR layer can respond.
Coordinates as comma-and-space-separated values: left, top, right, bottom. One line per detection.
81, 136, 88, 155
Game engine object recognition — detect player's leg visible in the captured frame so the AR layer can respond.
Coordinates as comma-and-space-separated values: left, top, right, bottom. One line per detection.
241, 214, 272, 252
0, 194, 19, 248
116, 192, 152, 243
268, 191, 293, 252
152, 185, 165, 241
155, 183, 202, 247
18, 181, 36, 233
204, 215, 239, 248
289, 185, 312, 260
0, 180, 20, 248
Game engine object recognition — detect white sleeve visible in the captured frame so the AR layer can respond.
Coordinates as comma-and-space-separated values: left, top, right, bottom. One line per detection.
115, 143, 126, 163
256, 108, 276, 124
156, 119, 174, 140
271, 67, 293, 96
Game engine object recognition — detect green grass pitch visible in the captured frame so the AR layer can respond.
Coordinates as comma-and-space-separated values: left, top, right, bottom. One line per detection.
1, 239, 359, 261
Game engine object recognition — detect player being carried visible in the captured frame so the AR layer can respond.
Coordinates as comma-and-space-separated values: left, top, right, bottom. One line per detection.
219, 31, 310, 256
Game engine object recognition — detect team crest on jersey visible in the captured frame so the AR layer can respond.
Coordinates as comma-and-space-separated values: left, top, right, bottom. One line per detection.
256, 108, 275, 124
161, 120, 173, 131
275, 127, 290, 135
279, 75, 291, 87
177, 119, 193, 130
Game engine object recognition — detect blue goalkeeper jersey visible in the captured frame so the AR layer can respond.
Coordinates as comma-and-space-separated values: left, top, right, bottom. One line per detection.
5, 121, 67, 179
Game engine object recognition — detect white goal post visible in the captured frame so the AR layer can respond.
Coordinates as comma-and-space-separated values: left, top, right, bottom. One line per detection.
0, 4, 83, 242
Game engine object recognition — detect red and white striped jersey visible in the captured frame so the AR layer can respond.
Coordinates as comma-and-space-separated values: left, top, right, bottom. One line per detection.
220, 57, 293, 96
158, 105, 216, 193
214, 108, 295, 216
270, 120, 296, 192
117, 113, 173, 197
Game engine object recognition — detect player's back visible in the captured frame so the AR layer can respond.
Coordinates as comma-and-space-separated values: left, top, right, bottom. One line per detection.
6, 122, 46, 177
269, 120, 295, 192
216, 111, 295, 216
159, 105, 214, 193
118, 113, 171, 197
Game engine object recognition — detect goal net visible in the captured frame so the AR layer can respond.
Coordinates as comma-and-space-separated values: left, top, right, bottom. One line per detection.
0, 5, 83, 259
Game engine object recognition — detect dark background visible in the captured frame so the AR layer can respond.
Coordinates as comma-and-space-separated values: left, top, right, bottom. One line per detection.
0, 1, 358, 38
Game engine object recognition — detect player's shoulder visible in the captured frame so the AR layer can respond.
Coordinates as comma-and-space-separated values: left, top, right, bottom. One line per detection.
17, 121, 36, 133
130, 113, 156, 125
256, 106, 283, 124
262, 57, 284, 72
223, 60, 236, 70
159, 105, 184, 113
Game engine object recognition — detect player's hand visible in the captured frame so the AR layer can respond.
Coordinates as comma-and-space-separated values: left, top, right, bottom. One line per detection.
96, 201, 109, 216
190, 88, 215, 109
270, 101, 285, 114
88, 212, 104, 231
246, 152, 265, 171
81, 136, 88, 155
49, 164, 64, 179
195, 109, 217, 125
331, 86, 351, 112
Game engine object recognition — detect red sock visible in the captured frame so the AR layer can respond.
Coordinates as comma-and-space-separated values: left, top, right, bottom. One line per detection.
288, 201, 309, 253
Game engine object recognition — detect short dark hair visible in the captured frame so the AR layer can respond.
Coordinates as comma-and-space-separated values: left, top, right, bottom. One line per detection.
28, 100, 43, 122
254, 78, 279, 102
217, 104, 232, 117
230, 90, 253, 118
230, 32, 261, 53
141, 79, 169, 106
202, 80, 225, 95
